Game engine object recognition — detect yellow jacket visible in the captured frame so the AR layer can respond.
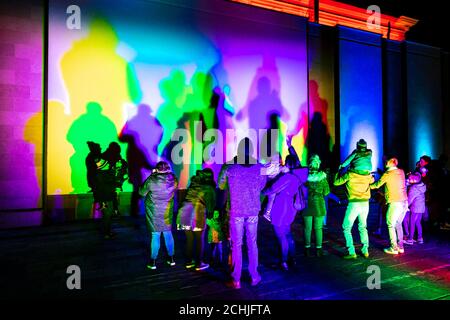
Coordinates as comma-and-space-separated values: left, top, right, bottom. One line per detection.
370, 167, 407, 203
334, 171, 374, 202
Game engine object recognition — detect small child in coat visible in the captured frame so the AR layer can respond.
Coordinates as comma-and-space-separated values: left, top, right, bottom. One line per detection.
340, 139, 373, 175
404, 172, 426, 245
207, 210, 226, 265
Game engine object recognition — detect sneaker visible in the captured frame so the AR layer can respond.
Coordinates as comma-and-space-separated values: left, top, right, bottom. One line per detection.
226, 280, 241, 289
251, 275, 262, 286
185, 261, 196, 269
417, 238, 424, 244
317, 248, 323, 257
146, 260, 157, 270
397, 247, 405, 254
280, 262, 289, 271
404, 239, 414, 245
343, 253, 357, 260
263, 212, 271, 222
384, 247, 399, 255
195, 262, 210, 271
166, 256, 176, 266
362, 251, 369, 258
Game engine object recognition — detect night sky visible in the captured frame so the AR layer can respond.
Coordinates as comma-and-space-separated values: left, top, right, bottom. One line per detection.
339, 0, 449, 51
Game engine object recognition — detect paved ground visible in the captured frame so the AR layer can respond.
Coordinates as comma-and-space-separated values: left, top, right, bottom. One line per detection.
0, 205, 449, 300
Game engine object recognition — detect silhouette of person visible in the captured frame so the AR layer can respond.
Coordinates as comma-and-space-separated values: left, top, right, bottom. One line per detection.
120, 104, 163, 217
67, 102, 118, 193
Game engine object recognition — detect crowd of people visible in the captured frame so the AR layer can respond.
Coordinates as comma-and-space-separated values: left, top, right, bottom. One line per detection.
86, 137, 449, 289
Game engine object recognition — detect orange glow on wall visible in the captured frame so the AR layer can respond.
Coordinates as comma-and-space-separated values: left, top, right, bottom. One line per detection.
230, 0, 418, 41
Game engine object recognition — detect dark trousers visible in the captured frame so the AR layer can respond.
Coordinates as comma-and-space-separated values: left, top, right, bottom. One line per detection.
185, 230, 205, 265
273, 224, 295, 263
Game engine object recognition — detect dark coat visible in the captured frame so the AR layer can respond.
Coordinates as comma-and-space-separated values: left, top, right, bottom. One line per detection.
304, 171, 330, 217
139, 172, 178, 232
177, 176, 216, 231
263, 172, 301, 227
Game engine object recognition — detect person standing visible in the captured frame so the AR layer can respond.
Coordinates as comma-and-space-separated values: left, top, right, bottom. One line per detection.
303, 154, 330, 257
177, 169, 216, 271
139, 161, 178, 269
218, 138, 266, 289
404, 172, 426, 245
262, 155, 302, 270
334, 163, 374, 259
370, 157, 408, 255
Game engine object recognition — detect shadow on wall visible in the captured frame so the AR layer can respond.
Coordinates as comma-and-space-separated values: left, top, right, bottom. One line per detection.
119, 103, 163, 216
66, 102, 118, 194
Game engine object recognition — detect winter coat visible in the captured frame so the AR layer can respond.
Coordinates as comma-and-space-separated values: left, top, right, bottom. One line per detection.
177, 176, 216, 231
218, 163, 266, 217
408, 182, 426, 213
92, 158, 116, 202
371, 167, 407, 203
263, 172, 301, 227
304, 171, 330, 217
334, 171, 374, 202
207, 217, 225, 243
139, 172, 178, 232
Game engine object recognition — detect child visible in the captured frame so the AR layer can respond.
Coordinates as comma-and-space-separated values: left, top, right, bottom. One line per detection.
207, 209, 226, 265
404, 172, 426, 245
340, 139, 372, 175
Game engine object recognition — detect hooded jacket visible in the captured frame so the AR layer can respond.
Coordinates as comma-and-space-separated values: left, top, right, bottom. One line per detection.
304, 171, 330, 217
139, 172, 178, 232
408, 182, 427, 213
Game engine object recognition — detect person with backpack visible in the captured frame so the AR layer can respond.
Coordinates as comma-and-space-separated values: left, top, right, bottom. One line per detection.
303, 154, 330, 257
262, 155, 304, 270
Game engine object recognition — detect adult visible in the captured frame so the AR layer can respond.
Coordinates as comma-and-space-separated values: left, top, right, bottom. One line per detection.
371, 157, 408, 255
177, 169, 216, 271
218, 138, 266, 289
334, 161, 374, 259
139, 161, 178, 269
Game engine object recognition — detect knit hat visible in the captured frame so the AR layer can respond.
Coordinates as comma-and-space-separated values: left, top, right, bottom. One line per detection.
357, 139, 367, 150
308, 154, 321, 170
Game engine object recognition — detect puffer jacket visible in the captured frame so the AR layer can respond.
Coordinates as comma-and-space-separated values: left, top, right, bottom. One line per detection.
408, 182, 426, 213
139, 172, 178, 232
334, 171, 374, 202
342, 149, 373, 173
304, 171, 330, 217
177, 175, 216, 231
263, 172, 301, 227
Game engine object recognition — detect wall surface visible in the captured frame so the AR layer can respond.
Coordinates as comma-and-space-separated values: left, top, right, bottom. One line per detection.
338, 26, 383, 172
406, 42, 443, 170
0, 0, 43, 211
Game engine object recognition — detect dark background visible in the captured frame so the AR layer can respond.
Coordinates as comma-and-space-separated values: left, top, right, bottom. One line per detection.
340, 0, 449, 51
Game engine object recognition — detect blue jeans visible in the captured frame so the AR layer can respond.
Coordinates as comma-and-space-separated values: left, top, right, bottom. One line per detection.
151, 231, 175, 260
273, 224, 295, 263
409, 211, 423, 241
230, 216, 259, 283
342, 202, 369, 255
386, 201, 408, 249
